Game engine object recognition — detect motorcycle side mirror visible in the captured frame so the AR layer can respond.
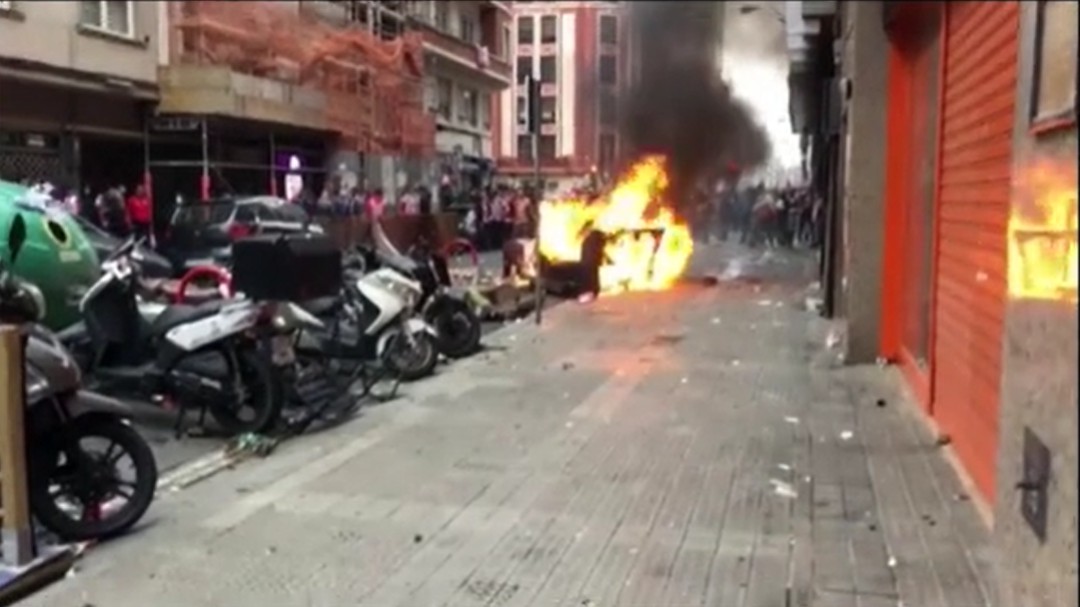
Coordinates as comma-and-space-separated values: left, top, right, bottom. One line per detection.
7, 214, 27, 266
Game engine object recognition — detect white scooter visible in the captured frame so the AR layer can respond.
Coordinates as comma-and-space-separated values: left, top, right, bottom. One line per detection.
59, 239, 285, 437
292, 259, 439, 382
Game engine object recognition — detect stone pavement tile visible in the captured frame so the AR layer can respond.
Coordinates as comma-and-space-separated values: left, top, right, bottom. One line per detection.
21, 245, 999, 607
842, 365, 1000, 607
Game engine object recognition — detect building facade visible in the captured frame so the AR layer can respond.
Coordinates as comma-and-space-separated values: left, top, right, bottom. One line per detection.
496, 1, 630, 194
786, 1, 1078, 603
406, 0, 513, 206
0, 0, 160, 191
153, 0, 438, 215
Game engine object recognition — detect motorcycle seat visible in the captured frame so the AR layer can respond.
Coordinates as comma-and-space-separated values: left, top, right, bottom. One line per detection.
150, 300, 228, 336
299, 296, 341, 318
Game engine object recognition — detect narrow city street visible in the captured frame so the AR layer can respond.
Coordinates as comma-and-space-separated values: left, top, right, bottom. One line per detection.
22, 244, 998, 607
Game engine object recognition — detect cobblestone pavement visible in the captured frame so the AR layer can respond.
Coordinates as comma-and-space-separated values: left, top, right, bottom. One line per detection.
25, 244, 998, 607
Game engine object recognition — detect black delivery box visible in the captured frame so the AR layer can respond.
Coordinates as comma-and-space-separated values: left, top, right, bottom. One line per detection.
231, 232, 342, 301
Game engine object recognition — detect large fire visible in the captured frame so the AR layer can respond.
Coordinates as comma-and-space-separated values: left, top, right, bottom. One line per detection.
1008, 161, 1078, 303
538, 156, 694, 293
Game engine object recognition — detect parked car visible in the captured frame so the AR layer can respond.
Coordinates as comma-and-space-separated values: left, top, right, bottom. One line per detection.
162, 196, 322, 273
69, 214, 173, 279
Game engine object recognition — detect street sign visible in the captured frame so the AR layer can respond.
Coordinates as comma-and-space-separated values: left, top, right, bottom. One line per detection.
150, 116, 201, 132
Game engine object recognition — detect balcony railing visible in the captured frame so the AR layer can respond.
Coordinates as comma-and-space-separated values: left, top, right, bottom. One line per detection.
408, 16, 512, 83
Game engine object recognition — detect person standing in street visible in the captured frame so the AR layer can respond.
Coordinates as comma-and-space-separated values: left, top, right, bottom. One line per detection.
99, 187, 131, 238
126, 184, 152, 241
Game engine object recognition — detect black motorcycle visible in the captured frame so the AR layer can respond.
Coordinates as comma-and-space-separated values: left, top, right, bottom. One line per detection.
1, 214, 157, 541
350, 223, 483, 359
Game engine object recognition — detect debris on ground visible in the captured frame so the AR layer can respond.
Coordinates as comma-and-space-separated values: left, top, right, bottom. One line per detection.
876, 398, 887, 407
770, 479, 798, 499
935, 434, 953, 447
825, 330, 842, 349
227, 433, 279, 458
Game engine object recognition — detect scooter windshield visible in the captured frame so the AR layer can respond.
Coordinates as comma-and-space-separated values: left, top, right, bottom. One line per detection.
371, 221, 419, 274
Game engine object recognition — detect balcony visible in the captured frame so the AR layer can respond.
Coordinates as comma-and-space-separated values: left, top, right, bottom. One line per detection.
408, 17, 512, 88
485, 1, 513, 15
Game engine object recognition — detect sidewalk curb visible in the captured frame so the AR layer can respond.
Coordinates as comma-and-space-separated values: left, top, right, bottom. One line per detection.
156, 449, 238, 494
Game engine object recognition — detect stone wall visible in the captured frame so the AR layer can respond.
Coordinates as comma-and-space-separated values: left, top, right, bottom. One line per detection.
993, 3, 1079, 605
837, 0, 889, 364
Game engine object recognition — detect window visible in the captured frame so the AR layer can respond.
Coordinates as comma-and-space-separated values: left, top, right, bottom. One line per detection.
540, 97, 557, 123
1031, 0, 1078, 127
517, 135, 533, 160
540, 15, 557, 44
458, 88, 478, 125
434, 1, 450, 30
600, 15, 617, 45
80, 1, 134, 37
517, 95, 528, 126
516, 56, 533, 83
540, 56, 556, 83
599, 55, 617, 85
599, 89, 617, 126
436, 77, 453, 120
538, 135, 557, 160
459, 15, 477, 44
599, 134, 617, 170
480, 93, 492, 129
275, 203, 310, 224
517, 16, 534, 45
502, 24, 512, 58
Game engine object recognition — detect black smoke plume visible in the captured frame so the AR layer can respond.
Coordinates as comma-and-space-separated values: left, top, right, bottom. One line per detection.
621, 1, 770, 209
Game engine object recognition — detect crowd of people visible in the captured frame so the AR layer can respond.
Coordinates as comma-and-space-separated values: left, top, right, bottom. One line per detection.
10, 178, 153, 240
711, 184, 822, 249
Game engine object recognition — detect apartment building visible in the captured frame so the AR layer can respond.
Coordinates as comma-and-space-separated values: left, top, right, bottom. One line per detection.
496, 1, 631, 193
405, 1, 512, 204
0, 0, 159, 191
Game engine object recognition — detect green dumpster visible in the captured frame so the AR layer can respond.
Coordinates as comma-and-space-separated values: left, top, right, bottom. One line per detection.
0, 180, 101, 330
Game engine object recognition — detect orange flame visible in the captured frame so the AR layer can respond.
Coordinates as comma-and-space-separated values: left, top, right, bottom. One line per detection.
1007, 160, 1078, 303
538, 156, 694, 293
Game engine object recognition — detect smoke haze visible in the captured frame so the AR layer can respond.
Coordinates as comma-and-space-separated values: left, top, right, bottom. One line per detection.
621, 1, 770, 208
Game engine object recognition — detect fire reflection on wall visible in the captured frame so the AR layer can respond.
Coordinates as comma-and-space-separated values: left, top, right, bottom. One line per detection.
1008, 160, 1079, 303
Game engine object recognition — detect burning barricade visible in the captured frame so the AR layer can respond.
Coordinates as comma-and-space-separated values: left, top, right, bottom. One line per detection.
537, 156, 695, 295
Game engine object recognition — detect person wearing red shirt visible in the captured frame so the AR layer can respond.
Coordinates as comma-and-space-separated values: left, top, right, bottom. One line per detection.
126, 185, 152, 240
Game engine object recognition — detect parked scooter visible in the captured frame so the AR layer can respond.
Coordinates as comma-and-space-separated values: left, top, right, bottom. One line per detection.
59, 238, 283, 437
1, 215, 157, 540
349, 222, 483, 359
296, 260, 439, 383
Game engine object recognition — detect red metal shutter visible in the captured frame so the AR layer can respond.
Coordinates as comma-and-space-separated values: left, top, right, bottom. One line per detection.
932, 0, 1019, 501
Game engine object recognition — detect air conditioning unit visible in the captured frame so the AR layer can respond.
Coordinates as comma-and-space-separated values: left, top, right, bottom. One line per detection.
478, 46, 490, 67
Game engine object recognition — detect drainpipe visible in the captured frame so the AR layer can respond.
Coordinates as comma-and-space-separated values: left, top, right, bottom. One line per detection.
199, 117, 210, 201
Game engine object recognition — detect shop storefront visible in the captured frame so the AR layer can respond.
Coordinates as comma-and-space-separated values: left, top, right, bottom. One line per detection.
0, 77, 152, 190
881, 1, 1021, 500
146, 115, 332, 228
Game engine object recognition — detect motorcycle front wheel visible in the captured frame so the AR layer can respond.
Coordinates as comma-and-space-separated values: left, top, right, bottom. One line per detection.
29, 418, 158, 541
384, 330, 438, 382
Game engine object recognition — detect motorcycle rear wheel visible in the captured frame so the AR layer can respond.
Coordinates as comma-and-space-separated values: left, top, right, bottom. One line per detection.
29, 418, 158, 541
426, 297, 482, 359
206, 346, 283, 435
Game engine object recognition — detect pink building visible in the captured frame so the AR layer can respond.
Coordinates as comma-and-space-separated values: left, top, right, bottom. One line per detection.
494, 1, 633, 192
